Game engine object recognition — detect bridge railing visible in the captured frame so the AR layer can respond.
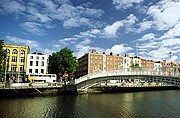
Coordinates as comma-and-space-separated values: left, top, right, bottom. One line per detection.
75, 70, 180, 84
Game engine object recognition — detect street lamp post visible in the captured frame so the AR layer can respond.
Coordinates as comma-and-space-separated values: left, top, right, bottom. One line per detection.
4, 47, 9, 83
169, 52, 173, 76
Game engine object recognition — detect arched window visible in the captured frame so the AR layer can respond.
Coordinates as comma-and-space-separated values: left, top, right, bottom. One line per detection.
7, 49, 10, 54
21, 50, 25, 55
12, 49, 17, 54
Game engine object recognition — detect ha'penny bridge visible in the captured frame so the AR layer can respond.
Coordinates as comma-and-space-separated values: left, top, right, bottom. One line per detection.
0, 69, 180, 95
74, 70, 180, 91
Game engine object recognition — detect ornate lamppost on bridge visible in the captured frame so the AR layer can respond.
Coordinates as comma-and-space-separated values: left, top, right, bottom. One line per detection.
169, 51, 173, 76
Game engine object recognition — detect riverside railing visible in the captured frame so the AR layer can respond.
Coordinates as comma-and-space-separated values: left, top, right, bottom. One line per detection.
0, 82, 64, 89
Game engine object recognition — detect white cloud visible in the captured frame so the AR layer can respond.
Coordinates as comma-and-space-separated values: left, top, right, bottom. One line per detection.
5, 36, 40, 48
104, 21, 123, 37
105, 44, 133, 55
51, 3, 104, 28
20, 22, 46, 36
161, 38, 180, 47
137, 20, 153, 33
0, 0, 105, 29
0, 0, 25, 14
160, 23, 180, 39
136, 33, 155, 42
103, 14, 138, 37
148, 46, 170, 60
147, 0, 180, 30
26, 6, 52, 23
63, 18, 81, 28
112, 0, 144, 10
64, 38, 77, 41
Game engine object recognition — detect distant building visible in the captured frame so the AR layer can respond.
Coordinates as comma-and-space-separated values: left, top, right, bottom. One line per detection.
146, 60, 155, 71
74, 49, 180, 79
26, 50, 48, 75
141, 59, 146, 68
123, 54, 131, 71
75, 49, 123, 78
3, 44, 30, 72
2, 44, 30, 82
154, 61, 162, 71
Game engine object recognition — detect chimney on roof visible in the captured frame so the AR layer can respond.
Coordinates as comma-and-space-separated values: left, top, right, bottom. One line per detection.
125, 54, 129, 57
110, 52, 113, 55
36, 49, 38, 54
92, 49, 96, 53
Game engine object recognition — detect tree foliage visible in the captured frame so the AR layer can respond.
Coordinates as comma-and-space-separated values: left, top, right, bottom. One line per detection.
0, 39, 7, 73
49, 47, 78, 77
131, 63, 139, 67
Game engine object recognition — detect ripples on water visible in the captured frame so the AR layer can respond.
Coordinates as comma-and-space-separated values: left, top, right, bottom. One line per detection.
0, 90, 180, 118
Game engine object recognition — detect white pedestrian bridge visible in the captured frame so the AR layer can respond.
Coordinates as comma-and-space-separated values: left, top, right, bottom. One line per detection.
75, 70, 180, 90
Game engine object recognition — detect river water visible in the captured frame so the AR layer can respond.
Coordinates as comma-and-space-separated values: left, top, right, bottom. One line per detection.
0, 90, 180, 118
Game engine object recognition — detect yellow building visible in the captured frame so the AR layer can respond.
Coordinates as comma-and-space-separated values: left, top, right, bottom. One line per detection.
3, 44, 30, 72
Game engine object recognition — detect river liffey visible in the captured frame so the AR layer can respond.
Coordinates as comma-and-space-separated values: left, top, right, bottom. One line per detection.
0, 90, 180, 118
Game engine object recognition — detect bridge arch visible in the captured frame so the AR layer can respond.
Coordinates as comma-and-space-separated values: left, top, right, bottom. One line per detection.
75, 74, 180, 90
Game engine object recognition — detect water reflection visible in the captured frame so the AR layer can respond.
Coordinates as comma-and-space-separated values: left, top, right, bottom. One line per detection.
0, 90, 180, 118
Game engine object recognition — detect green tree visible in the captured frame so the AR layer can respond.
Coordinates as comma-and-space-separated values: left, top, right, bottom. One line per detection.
49, 47, 78, 80
131, 63, 139, 67
0, 39, 7, 74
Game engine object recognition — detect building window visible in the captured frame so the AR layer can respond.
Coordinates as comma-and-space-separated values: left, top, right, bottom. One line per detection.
95, 61, 97, 64
95, 66, 97, 70
107, 67, 109, 70
91, 60, 93, 64
30, 61, 33, 66
7, 49, 10, 54
91, 66, 93, 70
110, 62, 112, 65
118, 58, 119, 61
11, 56, 17, 62
41, 61, 44, 66
30, 56, 33, 59
41, 69, 44, 74
110, 58, 112, 60
11, 65, 16, 71
95, 56, 97, 59
91, 56, 93, 58
42, 57, 44, 60
36, 56, 39, 60
100, 57, 102, 59
100, 61, 102, 64
21, 50, 25, 55
29, 69, 32, 73
107, 57, 109, 60
35, 69, 38, 73
36, 61, 39, 66
20, 57, 24, 63
111, 67, 112, 70
107, 62, 109, 65
100, 66, 101, 70
12, 49, 17, 54
20, 65, 24, 71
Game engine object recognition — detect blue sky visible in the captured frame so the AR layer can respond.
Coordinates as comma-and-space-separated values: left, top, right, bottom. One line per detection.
1, 0, 180, 62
